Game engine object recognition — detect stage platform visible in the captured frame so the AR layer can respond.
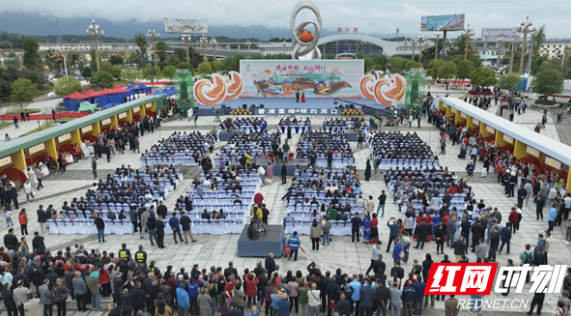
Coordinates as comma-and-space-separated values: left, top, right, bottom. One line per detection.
237, 224, 285, 257
196, 98, 393, 116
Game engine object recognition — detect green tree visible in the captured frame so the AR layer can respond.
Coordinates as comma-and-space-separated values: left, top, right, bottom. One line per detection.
389, 57, 409, 74
438, 61, 457, 80
326, 53, 335, 60
100, 60, 113, 73
134, 34, 148, 68
143, 65, 160, 86
11, 78, 39, 109
162, 65, 176, 82
91, 71, 114, 89
364, 57, 374, 72
197, 62, 212, 74
426, 59, 444, 79
531, 69, 564, 97
221, 54, 245, 72
499, 72, 522, 90
405, 60, 423, 71
122, 67, 143, 82
22, 38, 41, 69
81, 67, 92, 79
210, 61, 222, 72
109, 53, 124, 66
111, 65, 122, 80
455, 60, 475, 80
372, 53, 390, 71
176, 62, 194, 72
53, 76, 82, 96
155, 42, 169, 65
470, 67, 497, 88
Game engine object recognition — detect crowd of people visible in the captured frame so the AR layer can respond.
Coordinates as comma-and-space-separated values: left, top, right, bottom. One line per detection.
322, 119, 368, 134
219, 118, 268, 133
140, 131, 218, 168
278, 118, 312, 137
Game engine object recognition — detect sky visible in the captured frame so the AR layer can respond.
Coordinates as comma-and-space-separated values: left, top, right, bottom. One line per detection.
1, 0, 569, 38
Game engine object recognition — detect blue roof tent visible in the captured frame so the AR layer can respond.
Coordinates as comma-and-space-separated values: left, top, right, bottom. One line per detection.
137, 83, 152, 93
63, 98, 83, 111
125, 84, 136, 90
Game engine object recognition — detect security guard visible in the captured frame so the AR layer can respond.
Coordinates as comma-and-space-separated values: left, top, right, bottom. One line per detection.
118, 243, 131, 261
134, 245, 147, 267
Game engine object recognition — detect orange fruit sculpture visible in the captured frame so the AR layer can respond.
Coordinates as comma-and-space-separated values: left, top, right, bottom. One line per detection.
299, 30, 313, 43
194, 74, 228, 106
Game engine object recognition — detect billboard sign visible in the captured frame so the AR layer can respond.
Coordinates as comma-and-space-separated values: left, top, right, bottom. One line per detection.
482, 28, 521, 41
421, 14, 465, 31
240, 60, 364, 99
164, 18, 208, 34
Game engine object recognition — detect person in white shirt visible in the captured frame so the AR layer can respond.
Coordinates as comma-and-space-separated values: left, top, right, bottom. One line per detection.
307, 283, 321, 316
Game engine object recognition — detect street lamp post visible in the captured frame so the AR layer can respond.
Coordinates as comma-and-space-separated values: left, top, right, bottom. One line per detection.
433, 33, 441, 59
416, 35, 426, 63
86, 19, 104, 72
181, 34, 190, 63
463, 24, 475, 60
497, 39, 503, 70
210, 38, 217, 61
146, 28, 160, 68
402, 40, 409, 59
526, 41, 534, 74
282, 40, 287, 55
410, 38, 418, 61
199, 35, 207, 61
245, 40, 251, 54
517, 17, 536, 75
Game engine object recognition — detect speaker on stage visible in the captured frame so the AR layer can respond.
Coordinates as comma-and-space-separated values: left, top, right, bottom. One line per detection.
242, 104, 247, 109
260, 104, 264, 108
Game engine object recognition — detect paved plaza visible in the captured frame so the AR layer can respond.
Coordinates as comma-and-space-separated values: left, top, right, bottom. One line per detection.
1, 87, 570, 316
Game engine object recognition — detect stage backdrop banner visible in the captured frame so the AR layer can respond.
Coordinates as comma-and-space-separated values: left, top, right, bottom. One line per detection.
240, 60, 363, 98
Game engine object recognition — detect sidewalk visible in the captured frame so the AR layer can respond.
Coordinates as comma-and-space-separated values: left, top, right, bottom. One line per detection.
0, 97, 63, 141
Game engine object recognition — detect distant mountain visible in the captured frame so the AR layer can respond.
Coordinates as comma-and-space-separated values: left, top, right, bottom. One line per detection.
0, 11, 417, 41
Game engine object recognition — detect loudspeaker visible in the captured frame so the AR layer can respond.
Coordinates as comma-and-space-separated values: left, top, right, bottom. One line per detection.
349, 104, 355, 109
251, 104, 256, 109
221, 105, 226, 109
338, 105, 344, 109
345, 104, 350, 109
260, 104, 264, 108
242, 104, 247, 109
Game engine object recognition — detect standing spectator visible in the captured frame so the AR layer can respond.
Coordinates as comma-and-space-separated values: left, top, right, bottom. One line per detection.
475, 238, 487, 263
36, 205, 47, 235
499, 223, 512, 255
168, 213, 183, 244
365, 242, 381, 276
51, 278, 69, 316
281, 163, 287, 185
18, 209, 28, 236
548, 204, 558, 232
389, 283, 401, 316
298, 281, 310, 316
287, 231, 300, 261
73, 271, 88, 312
360, 279, 375, 316
277, 293, 291, 316
86, 271, 100, 311
94, 213, 106, 243
322, 217, 331, 247
309, 220, 321, 252
91, 157, 97, 179
401, 281, 415, 316
2, 282, 18, 316
8, 184, 19, 211
376, 191, 386, 217
307, 284, 321, 316
265, 253, 276, 278
526, 292, 545, 316
350, 213, 362, 244
13, 280, 30, 316
13, 116, 19, 129
34, 166, 44, 190
444, 295, 459, 316
177, 282, 190, 316
386, 218, 400, 252
413, 276, 426, 314
180, 211, 198, 244
23, 180, 35, 203
32, 231, 46, 254
39, 279, 53, 316
488, 227, 500, 262
446, 216, 456, 247
156, 215, 166, 248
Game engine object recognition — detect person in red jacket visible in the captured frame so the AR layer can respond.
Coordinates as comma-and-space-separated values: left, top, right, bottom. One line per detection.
254, 192, 264, 207
244, 272, 260, 308
508, 207, 519, 234
19, 208, 29, 236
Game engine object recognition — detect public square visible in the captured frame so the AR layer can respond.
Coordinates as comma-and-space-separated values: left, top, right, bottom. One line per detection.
0, 84, 569, 316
